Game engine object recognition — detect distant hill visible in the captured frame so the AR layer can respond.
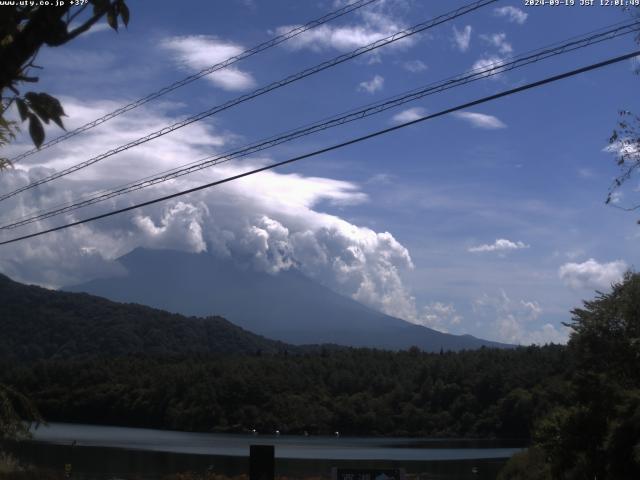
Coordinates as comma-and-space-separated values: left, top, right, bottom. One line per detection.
66, 248, 510, 352
0, 273, 291, 361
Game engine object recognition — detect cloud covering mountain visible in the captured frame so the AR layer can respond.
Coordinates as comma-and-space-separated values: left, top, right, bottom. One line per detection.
65, 247, 510, 351
0, 98, 419, 324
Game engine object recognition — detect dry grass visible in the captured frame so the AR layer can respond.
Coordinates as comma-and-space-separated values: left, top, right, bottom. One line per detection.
0, 452, 62, 480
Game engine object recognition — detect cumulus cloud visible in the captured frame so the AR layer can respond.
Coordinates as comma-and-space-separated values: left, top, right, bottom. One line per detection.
453, 111, 507, 129
468, 238, 528, 253
473, 290, 567, 345
403, 60, 427, 73
471, 55, 507, 79
391, 107, 426, 124
479, 33, 513, 54
358, 74, 384, 94
494, 6, 528, 24
161, 35, 255, 91
412, 302, 462, 333
134, 201, 208, 253
558, 258, 627, 290
452, 25, 472, 52
0, 96, 419, 323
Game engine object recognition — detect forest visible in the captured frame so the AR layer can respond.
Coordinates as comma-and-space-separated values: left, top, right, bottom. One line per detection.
0, 345, 566, 438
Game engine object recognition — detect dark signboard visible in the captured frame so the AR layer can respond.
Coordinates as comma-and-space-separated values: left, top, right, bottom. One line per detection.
250, 445, 274, 480
332, 468, 405, 480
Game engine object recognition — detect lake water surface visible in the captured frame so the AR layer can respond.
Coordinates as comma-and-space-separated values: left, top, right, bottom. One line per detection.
8, 423, 525, 479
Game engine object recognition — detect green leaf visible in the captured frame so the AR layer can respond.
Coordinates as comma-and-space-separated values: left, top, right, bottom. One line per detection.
0, 158, 13, 171
119, 1, 130, 27
50, 115, 65, 130
610, 131, 618, 144
24, 92, 66, 129
25, 92, 49, 124
16, 98, 28, 122
107, 5, 118, 31
92, 0, 109, 16
28, 114, 45, 149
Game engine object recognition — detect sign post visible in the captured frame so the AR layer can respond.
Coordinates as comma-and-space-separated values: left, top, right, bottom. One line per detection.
250, 445, 275, 480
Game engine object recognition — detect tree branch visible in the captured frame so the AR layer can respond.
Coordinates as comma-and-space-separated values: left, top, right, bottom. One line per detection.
64, 6, 111, 42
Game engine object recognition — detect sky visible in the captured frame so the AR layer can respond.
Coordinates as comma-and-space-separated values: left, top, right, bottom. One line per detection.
1, 0, 639, 345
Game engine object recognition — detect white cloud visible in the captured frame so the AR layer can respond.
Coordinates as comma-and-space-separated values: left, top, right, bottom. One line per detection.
494, 6, 528, 24
403, 60, 427, 73
161, 35, 255, 91
578, 168, 594, 178
366, 173, 394, 185
277, 24, 385, 52
468, 238, 528, 253
609, 191, 624, 205
391, 107, 426, 124
412, 302, 462, 333
134, 201, 208, 253
454, 111, 507, 129
473, 290, 567, 345
558, 258, 627, 290
358, 74, 384, 94
471, 55, 507, 79
0, 97, 419, 322
452, 25, 472, 52
68, 22, 112, 35
479, 33, 513, 54
275, 1, 415, 53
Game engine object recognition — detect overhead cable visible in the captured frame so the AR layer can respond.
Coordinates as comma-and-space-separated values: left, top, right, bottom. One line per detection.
2, 20, 637, 231
0, 0, 498, 203
7, 0, 382, 164
1, 49, 637, 246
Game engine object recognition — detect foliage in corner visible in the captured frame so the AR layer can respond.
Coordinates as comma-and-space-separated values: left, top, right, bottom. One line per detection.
607, 111, 640, 215
605, 6, 640, 218
531, 272, 640, 479
0, 383, 42, 442
0, 0, 129, 155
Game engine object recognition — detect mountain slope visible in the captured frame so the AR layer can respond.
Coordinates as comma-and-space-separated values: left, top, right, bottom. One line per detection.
0, 273, 291, 361
66, 248, 510, 351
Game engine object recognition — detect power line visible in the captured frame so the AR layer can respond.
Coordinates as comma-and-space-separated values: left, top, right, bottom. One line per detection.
1, 49, 637, 247
7, 0, 381, 164
2, 20, 638, 231
0, 0, 497, 203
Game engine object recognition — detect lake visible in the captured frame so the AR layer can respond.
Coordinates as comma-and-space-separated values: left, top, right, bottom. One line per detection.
7, 423, 525, 479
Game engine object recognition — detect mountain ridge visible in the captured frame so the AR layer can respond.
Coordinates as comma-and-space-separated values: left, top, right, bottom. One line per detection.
0, 272, 294, 361
65, 247, 511, 351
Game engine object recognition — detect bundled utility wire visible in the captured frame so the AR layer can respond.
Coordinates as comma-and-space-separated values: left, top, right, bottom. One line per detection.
7, 0, 382, 164
2, 49, 638, 246
2, 19, 637, 232
0, 0, 498, 203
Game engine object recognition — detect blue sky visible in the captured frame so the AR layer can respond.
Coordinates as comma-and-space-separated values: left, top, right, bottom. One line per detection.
1, 0, 639, 345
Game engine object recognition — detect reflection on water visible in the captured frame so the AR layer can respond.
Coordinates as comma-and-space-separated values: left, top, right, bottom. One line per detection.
7, 423, 524, 479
